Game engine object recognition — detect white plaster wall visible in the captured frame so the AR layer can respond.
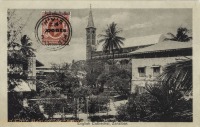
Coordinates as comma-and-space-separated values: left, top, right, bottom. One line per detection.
27, 57, 36, 77
131, 56, 191, 93
27, 57, 36, 91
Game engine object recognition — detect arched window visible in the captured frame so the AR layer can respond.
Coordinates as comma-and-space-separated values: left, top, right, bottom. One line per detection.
87, 34, 90, 39
92, 34, 95, 40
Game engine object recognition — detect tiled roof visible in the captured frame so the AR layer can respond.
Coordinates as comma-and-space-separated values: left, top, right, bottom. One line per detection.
129, 40, 192, 54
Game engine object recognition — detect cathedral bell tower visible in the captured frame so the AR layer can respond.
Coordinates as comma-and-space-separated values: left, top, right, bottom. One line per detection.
86, 5, 96, 60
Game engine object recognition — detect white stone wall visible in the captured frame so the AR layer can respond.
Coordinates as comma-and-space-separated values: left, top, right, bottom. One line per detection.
131, 56, 191, 93
27, 57, 36, 77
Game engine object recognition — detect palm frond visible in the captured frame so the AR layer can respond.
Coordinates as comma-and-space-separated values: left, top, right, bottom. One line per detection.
98, 38, 107, 44
167, 33, 176, 38
158, 59, 192, 94
163, 38, 175, 41
116, 36, 125, 41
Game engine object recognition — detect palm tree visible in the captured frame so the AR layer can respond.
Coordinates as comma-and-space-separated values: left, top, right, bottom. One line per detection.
98, 22, 125, 64
164, 27, 192, 42
20, 35, 36, 56
158, 57, 192, 94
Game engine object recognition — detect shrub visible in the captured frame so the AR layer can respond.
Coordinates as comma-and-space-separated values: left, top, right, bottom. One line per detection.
89, 115, 115, 122
116, 91, 192, 122
88, 95, 109, 114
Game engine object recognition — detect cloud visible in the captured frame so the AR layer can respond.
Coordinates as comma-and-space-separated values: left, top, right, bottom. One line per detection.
36, 37, 86, 66
103, 12, 131, 23
95, 12, 131, 31
70, 16, 88, 38
124, 22, 152, 30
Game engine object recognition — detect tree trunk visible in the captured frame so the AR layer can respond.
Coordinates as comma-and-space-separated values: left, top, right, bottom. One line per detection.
112, 49, 114, 65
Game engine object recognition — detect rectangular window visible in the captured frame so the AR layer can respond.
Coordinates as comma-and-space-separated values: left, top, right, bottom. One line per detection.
153, 67, 160, 77
138, 67, 146, 77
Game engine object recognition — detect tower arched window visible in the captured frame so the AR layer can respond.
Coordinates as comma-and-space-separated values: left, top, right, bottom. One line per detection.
92, 34, 95, 40
87, 29, 90, 33
87, 34, 90, 39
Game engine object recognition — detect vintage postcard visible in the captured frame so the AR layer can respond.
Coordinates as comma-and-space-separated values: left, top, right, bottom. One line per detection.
0, 1, 200, 127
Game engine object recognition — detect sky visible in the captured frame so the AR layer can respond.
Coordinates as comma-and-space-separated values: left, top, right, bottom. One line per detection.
12, 8, 192, 67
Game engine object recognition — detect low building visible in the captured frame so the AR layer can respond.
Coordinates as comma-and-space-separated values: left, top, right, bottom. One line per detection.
8, 50, 44, 119
36, 67, 56, 79
8, 50, 44, 92
129, 40, 192, 94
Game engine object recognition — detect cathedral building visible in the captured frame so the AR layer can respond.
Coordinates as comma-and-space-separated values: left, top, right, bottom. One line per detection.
85, 6, 161, 73
85, 6, 160, 62
85, 6, 192, 94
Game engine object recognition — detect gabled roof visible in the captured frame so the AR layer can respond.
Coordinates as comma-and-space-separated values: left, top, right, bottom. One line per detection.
129, 40, 192, 55
36, 60, 44, 67
13, 79, 31, 92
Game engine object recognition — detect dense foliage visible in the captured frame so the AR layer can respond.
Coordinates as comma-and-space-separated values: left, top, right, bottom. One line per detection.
117, 59, 192, 122
88, 95, 109, 114
97, 66, 131, 96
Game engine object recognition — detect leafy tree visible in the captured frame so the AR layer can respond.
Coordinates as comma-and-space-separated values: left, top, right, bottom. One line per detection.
37, 63, 82, 119
7, 9, 33, 50
164, 27, 192, 42
105, 76, 130, 97
71, 60, 86, 76
85, 60, 104, 89
88, 95, 109, 115
116, 93, 153, 122
39, 84, 62, 98
97, 67, 131, 96
73, 86, 91, 98
46, 63, 80, 95
98, 22, 125, 64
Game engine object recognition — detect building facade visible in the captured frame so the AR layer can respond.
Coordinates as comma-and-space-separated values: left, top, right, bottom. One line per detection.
129, 41, 192, 94
8, 50, 43, 92
8, 50, 44, 118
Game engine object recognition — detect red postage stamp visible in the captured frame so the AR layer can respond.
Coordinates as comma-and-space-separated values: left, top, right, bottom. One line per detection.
35, 11, 72, 50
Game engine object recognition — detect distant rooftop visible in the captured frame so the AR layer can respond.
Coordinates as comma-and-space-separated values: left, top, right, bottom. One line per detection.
96, 34, 161, 51
129, 40, 192, 55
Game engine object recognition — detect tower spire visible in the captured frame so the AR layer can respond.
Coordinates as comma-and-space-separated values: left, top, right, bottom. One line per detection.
87, 4, 95, 28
